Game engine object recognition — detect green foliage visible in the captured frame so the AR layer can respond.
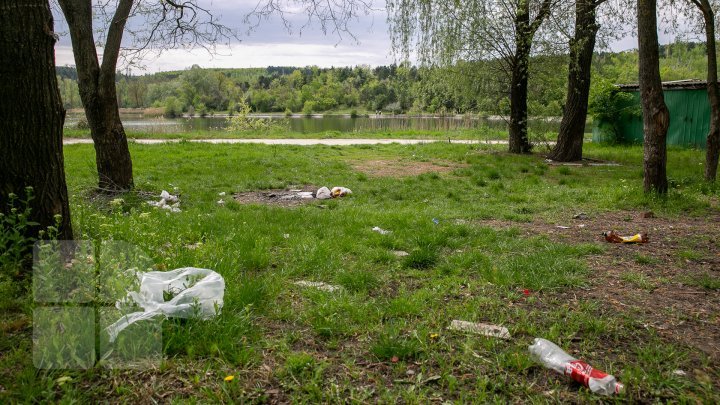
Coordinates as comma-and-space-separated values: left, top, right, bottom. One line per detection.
588, 79, 641, 144
1, 189, 38, 275
226, 100, 287, 132
163, 96, 182, 118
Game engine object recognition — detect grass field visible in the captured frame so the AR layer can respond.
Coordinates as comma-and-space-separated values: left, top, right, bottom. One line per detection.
63, 127, 514, 141
1, 141, 719, 402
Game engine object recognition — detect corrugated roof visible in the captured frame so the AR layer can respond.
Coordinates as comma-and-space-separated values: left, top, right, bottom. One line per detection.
617, 79, 707, 91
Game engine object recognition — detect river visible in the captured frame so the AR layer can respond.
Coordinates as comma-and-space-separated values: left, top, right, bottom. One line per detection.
64, 112, 565, 134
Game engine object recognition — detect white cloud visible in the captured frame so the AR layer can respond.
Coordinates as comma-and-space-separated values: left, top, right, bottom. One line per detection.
55, 41, 395, 73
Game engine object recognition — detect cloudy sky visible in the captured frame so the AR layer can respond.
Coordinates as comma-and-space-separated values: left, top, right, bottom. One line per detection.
53, 0, 683, 73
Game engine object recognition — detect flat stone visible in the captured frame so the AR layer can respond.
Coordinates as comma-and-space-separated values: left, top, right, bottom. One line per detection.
447, 320, 511, 339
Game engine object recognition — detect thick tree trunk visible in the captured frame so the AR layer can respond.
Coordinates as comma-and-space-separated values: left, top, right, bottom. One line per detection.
637, 0, 669, 194
698, 2, 720, 182
509, 6, 533, 154
0, 0, 73, 240
58, 0, 134, 192
549, 0, 599, 162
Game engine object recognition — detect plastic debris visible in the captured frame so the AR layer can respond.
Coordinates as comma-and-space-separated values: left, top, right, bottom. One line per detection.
432, 218, 440, 225
372, 226, 391, 235
603, 230, 648, 243
556, 225, 571, 229
105, 267, 224, 342
218, 192, 226, 197
294, 280, 342, 292
672, 369, 687, 377
316, 186, 332, 200
331, 186, 352, 198
392, 250, 409, 257
147, 190, 181, 212
529, 338, 623, 396
447, 320, 511, 339
217, 199, 225, 205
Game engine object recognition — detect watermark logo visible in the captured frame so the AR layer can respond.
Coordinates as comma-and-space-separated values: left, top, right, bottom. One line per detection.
32, 241, 162, 369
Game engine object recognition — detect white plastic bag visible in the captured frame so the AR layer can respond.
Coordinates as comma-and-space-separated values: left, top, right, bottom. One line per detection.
105, 267, 225, 342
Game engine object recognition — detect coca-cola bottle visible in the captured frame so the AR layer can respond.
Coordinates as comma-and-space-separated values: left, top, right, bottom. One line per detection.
529, 338, 624, 396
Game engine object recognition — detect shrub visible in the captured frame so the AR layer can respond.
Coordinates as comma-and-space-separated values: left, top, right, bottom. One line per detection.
588, 78, 641, 144
75, 118, 89, 130
226, 100, 287, 132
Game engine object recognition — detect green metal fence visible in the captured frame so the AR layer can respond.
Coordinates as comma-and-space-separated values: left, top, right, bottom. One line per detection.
592, 86, 710, 148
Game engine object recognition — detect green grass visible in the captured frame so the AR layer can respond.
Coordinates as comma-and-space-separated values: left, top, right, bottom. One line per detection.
1, 141, 718, 402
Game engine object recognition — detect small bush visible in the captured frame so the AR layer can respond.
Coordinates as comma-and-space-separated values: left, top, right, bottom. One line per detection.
75, 118, 89, 130
226, 100, 287, 132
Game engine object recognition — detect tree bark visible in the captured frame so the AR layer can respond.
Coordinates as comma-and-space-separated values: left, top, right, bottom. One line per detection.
0, 0, 73, 240
58, 0, 134, 192
509, 4, 533, 154
637, 0, 669, 194
549, 0, 600, 162
695, 0, 720, 181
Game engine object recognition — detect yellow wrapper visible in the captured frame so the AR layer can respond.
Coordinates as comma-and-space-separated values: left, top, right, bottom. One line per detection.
621, 234, 644, 243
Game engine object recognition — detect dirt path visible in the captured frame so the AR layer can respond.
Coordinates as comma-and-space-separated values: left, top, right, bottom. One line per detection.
474, 211, 720, 360
62, 138, 516, 146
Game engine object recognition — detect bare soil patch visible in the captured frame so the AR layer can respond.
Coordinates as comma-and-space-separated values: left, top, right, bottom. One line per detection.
472, 211, 720, 360
234, 185, 322, 207
353, 159, 464, 177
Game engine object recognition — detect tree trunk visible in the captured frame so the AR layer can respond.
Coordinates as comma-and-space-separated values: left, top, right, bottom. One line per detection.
698, 1, 720, 182
549, 0, 599, 162
509, 5, 533, 154
0, 0, 73, 240
637, 0, 669, 193
58, 0, 134, 192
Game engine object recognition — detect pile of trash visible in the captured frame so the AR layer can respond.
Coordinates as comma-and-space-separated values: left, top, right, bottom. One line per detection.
273, 186, 352, 202
305, 186, 353, 200
147, 190, 181, 213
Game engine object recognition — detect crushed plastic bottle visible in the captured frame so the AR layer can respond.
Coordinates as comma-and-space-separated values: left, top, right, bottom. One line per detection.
529, 338, 623, 396
603, 230, 648, 244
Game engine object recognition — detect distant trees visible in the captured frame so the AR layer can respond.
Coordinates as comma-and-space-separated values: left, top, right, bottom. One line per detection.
1, 0, 73, 240
388, 0, 560, 153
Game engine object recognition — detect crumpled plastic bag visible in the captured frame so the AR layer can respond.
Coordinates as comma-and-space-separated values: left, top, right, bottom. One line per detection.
105, 267, 225, 342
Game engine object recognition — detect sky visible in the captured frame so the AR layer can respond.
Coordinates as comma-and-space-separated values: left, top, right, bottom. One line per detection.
52, 0, 684, 74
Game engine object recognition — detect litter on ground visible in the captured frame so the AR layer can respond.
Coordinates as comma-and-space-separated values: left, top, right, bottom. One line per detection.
105, 267, 225, 342
392, 250, 410, 257
603, 230, 649, 243
529, 338, 624, 396
294, 280, 342, 292
372, 226, 392, 235
147, 190, 181, 212
447, 320, 511, 339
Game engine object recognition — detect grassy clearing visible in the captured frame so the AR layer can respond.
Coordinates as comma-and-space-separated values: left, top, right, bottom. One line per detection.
63, 126, 585, 142
1, 142, 718, 402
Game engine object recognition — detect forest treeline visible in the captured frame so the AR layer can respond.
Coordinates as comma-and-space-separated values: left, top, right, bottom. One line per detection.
56, 41, 709, 117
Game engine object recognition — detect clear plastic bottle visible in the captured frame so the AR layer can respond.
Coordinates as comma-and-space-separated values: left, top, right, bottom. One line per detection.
529, 338, 624, 396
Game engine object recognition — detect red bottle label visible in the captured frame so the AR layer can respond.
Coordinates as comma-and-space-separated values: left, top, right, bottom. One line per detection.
565, 360, 608, 387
